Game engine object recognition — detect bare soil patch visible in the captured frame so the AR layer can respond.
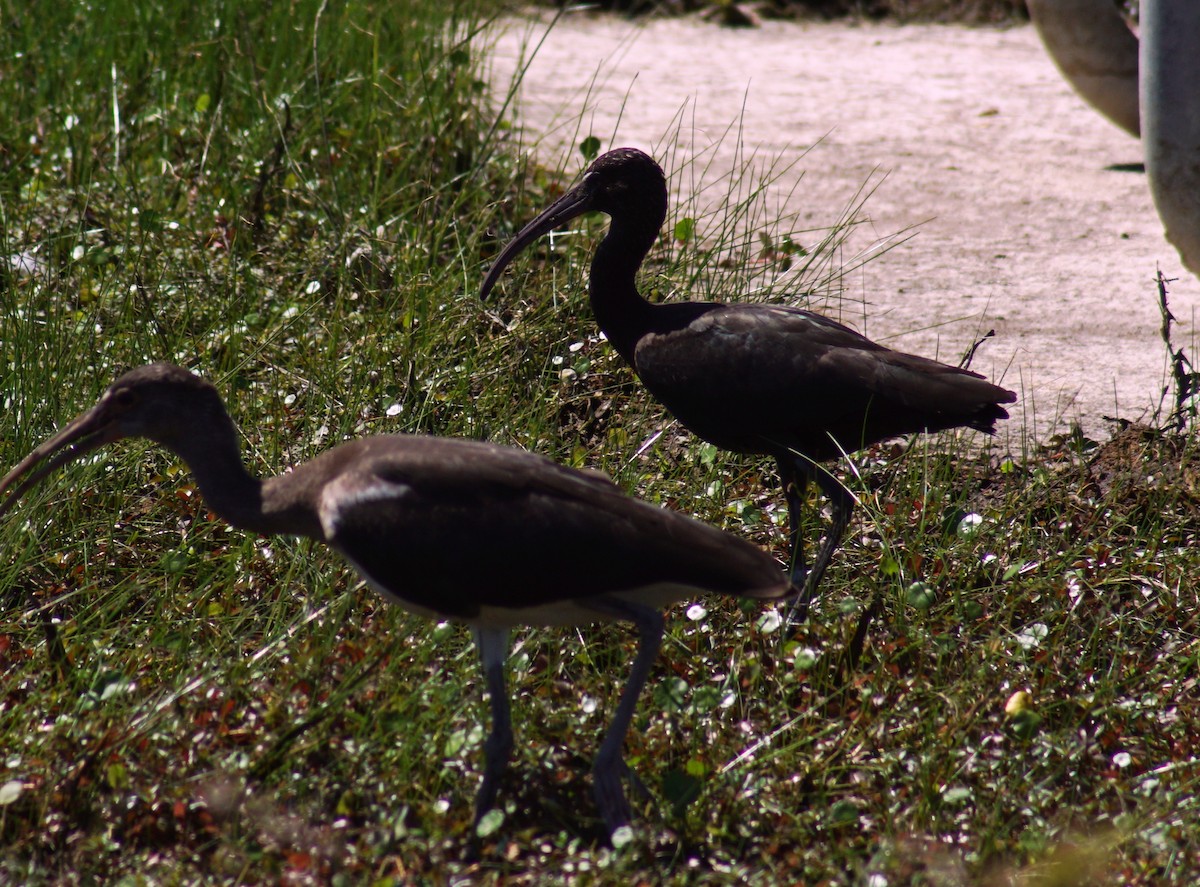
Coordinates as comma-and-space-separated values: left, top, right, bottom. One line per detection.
486, 13, 1199, 445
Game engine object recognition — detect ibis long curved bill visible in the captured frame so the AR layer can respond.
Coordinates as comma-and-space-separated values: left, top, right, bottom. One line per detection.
481, 170, 600, 301
0, 401, 123, 520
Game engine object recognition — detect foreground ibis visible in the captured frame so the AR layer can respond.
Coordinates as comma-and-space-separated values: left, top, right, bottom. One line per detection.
482, 148, 1016, 617
0, 363, 792, 836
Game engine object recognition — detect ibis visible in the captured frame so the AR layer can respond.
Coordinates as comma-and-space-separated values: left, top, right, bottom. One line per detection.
482, 147, 1016, 617
0, 363, 793, 837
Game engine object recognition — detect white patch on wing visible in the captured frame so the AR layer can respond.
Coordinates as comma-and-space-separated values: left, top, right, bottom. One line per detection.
317, 473, 414, 540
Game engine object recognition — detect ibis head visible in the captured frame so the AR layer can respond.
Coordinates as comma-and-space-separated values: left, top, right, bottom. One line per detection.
0, 365, 232, 520
481, 148, 667, 302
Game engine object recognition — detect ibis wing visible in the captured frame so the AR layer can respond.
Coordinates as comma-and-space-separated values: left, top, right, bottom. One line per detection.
634, 304, 1013, 458
314, 436, 785, 623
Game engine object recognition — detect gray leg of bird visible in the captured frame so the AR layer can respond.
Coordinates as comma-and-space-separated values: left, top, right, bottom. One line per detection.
776, 456, 809, 590
472, 626, 513, 824
783, 461, 853, 631
585, 599, 664, 837
805, 465, 853, 605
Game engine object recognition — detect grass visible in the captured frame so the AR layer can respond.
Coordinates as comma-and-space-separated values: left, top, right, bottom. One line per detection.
0, 1, 1198, 884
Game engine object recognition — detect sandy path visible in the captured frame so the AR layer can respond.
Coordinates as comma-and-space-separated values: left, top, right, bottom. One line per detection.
484, 13, 1200, 445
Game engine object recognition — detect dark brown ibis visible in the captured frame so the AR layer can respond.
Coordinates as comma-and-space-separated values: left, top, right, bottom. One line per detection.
0, 363, 792, 837
482, 147, 1016, 617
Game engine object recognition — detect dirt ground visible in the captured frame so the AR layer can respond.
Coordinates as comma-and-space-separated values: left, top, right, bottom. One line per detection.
484, 13, 1200, 446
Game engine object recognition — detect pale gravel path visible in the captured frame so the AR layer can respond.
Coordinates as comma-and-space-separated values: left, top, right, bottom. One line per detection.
484, 13, 1200, 445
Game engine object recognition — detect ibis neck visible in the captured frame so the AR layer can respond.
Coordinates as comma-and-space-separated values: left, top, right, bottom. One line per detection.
588, 218, 658, 364
167, 420, 315, 539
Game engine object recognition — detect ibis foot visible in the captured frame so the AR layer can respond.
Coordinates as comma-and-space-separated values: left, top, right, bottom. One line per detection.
593, 752, 634, 839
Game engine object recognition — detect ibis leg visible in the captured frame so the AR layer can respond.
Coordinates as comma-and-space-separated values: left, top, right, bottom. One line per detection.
805, 463, 854, 606
472, 626, 513, 825
585, 599, 664, 837
776, 457, 810, 591
782, 459, 854, 626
